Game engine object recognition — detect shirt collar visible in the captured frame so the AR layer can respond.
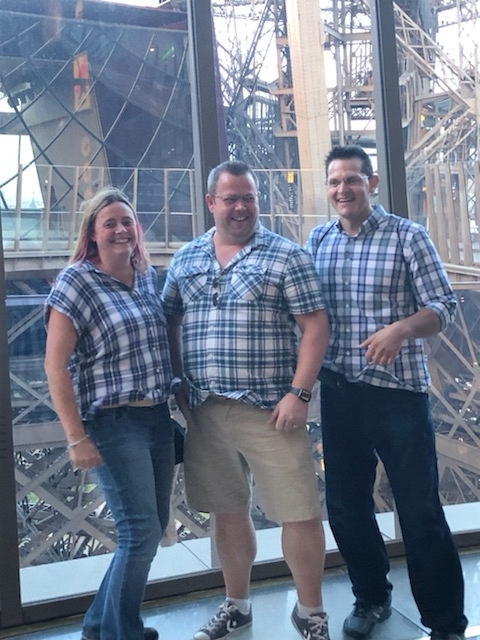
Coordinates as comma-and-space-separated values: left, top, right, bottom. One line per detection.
194, 221, 269, 253
335, 203, 388, 236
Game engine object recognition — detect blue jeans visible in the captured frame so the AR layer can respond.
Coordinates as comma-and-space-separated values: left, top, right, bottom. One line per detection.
320, 370, 467, 634
81, 402, 175, 640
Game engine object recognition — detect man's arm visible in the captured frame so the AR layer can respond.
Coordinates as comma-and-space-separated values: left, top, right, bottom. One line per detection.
166, 314, 184, 377
166, 314, 189, 415
292, 309, 330, 390
269, 308, 330, 432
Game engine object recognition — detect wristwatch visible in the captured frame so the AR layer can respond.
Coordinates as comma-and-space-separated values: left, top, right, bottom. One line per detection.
289, 386, 312, 403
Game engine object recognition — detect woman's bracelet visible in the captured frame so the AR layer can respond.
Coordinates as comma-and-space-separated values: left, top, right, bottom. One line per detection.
67, 435, 89, 449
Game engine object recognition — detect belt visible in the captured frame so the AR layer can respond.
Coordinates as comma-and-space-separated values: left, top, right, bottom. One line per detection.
127, 399, 159, 407
100, 398, 159, 409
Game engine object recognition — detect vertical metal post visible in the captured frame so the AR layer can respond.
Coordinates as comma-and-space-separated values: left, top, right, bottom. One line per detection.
132, 167, 138, 211
164, 168, 170, 247
14, 165, 23, 252
370, 0, 409, 217
43, 165, 53, 251
69, 166, 80, 252
0, 219, 23, 627
187, 0, 226, 233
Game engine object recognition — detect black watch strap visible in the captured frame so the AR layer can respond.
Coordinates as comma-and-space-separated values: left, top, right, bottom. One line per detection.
289, 386, 312, 403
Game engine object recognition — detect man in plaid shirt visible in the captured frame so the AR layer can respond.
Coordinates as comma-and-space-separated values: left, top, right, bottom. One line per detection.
162, 160, 331, 640
306, 145, 467, 640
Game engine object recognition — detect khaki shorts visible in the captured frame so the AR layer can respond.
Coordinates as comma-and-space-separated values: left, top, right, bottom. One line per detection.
184, 396, 321, 523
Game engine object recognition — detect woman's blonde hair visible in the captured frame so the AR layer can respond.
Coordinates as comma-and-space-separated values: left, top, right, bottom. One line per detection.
69, 187, 150, 271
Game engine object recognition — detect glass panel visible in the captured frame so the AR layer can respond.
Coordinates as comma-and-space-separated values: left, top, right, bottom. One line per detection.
6, 169, 480, 603
1, 0, 479, 626
0, 0, 199, 608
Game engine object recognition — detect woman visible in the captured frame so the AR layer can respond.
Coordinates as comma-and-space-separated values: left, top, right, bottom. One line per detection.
44, 187, 175, 640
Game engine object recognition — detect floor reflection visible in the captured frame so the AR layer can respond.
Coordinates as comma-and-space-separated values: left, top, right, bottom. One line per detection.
5, 548, 480, 639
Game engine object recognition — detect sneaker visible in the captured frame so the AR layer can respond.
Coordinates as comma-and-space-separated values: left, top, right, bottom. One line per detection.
430, 633, 466, 640
343, 594, 392, 638
193, 600, 252, 640
81, 627, 158, 640
291, 604, 330, 640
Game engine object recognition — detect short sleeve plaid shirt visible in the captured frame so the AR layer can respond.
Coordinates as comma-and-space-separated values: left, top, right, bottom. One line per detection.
161, 223, 326, 408
45, 261, 173, 418
306, 205, 456, 392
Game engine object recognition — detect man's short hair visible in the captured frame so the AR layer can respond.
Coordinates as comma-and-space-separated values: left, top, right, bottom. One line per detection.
325, 145, 374, 178
207, 160, 258, 195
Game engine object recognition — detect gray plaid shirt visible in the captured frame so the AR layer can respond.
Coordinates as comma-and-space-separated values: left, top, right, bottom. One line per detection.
161, 223, 325, 408
45, 262, 173, 418
306, 205, 456, 392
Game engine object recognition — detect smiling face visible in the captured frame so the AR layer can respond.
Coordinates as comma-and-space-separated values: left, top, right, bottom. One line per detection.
92, 201, 138, 262
205, 170, 259, 246
326, 157, 379, 234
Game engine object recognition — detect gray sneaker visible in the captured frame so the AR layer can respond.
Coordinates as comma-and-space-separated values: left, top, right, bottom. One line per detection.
291, 604, 330, 640
343, 594, 392, 638
193, 600, 252, 640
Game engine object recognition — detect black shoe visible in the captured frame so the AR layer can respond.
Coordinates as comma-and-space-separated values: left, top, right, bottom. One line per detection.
430, 633, 465, 640
81, 627, 158, 640
343, 594, 392, 639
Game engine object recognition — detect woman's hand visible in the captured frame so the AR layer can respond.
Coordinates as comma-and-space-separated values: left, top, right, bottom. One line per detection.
68, 436, 103, 469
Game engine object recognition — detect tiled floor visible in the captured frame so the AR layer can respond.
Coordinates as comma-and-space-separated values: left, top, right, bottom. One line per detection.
3, 547, 480, 640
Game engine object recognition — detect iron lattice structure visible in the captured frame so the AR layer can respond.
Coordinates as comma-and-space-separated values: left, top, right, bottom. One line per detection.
211, 0, 478, 167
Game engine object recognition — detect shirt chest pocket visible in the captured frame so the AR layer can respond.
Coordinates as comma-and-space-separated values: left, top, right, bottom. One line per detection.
177, 267, 209, 303
229, 266, 266, 302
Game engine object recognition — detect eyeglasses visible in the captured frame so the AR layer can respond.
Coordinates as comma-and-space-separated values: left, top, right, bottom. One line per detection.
326, 175, 370, 188
212, 194, 257, 206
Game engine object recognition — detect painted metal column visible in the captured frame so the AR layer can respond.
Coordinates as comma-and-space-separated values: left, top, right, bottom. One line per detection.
0, 219, 22, 627
370, 0, 409, 218
187, 0, 226, 233
284, 0, 330, 239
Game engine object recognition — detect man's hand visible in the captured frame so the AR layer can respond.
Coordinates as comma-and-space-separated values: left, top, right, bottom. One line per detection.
268, 392, 309, 432
359, 323, 405, 366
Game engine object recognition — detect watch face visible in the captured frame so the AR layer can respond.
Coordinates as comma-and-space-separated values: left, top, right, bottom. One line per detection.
290, 386, 311, 402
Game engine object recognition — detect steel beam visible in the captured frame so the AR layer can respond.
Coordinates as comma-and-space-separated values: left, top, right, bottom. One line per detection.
0, 220, 22, 626
370, 0, 409, 217
187, 0, 226, 233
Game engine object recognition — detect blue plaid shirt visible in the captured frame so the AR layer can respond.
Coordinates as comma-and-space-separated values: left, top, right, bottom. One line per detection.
45, 261, 173, 419
161, 223, 326, 408
306, 205, 456, 392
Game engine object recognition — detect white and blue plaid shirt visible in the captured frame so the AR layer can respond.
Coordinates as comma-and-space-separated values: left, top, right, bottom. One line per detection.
161, 223, 326, 408
306, 205, 456, 392
45, 261, 173, 419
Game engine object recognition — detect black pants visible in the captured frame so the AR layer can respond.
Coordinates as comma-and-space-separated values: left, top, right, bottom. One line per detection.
320, 372, 467, 634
